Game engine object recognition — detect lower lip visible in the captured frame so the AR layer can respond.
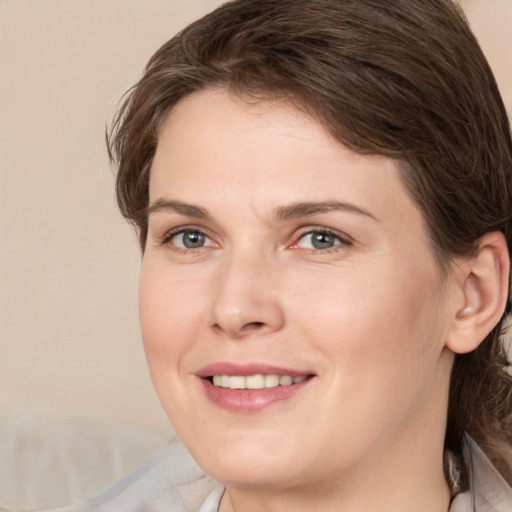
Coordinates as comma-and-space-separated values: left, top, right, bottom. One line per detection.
199, 377, 312, 412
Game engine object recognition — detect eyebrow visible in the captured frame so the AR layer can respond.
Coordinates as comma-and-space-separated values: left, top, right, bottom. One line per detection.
146, 199, 209, 218
147, 198, 376, 222
275, 201, 377, 221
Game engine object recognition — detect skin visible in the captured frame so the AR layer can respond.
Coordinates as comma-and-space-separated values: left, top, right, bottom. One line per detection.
139, 88, 503, 512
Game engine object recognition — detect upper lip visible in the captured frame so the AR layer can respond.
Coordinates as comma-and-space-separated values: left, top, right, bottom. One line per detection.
196, 362, 313, 378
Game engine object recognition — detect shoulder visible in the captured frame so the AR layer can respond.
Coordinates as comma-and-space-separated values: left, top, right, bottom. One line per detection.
450, 436, 512, 512
38, 438, 221, 512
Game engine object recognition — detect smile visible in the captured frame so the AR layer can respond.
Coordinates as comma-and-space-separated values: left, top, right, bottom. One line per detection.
197, 363, 315, 412
211, 374, 308, 389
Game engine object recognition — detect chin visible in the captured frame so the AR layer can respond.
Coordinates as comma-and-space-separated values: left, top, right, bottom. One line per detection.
203, 455, 305, 490
179, 426, 307, 488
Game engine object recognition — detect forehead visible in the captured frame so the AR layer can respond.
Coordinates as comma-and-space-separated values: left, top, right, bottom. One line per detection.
149, 89, 425, 233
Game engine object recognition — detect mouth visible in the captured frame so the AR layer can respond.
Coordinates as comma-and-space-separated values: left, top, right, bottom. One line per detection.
209, 374, 310, 389
196, 363, 315, 412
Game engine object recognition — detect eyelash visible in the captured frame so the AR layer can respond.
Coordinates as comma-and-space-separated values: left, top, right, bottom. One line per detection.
159, 226, 216, 252
292, 227, 352, 253
159, 226, 352, 254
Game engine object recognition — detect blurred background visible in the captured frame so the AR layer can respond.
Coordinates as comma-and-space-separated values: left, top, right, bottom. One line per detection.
0, 0, 510, 438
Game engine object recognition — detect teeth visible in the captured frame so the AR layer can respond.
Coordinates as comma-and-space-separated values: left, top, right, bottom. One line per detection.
246, 374, 265, 389
230, 376, 245, 389
264, 374, 279, 388
279, 375, 293, 386
211, 374, 308, 390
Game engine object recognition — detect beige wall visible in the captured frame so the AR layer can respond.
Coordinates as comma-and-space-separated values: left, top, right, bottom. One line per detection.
1, 0, 510, 432
0, 0, 224, 432
462, 0, 512, 112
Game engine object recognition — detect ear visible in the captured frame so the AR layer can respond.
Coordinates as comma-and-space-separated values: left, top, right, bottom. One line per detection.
446, 231, 510, 355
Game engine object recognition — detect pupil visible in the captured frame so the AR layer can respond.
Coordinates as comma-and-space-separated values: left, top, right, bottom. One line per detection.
183, 231, 205, 248
312, 232, 334, 249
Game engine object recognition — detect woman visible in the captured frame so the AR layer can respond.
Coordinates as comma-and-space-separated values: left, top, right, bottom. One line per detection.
49, 0, 512, 510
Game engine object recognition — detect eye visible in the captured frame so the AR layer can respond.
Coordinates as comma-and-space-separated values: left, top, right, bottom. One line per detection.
294, 229, 348, 251
165, 229, 215, 249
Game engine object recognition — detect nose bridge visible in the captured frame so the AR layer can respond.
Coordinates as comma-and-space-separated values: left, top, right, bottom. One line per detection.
210, 245, 284, 338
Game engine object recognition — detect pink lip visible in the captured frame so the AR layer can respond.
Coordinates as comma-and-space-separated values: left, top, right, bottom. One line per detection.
196, 362, 310, 378
196, 362, 315, 412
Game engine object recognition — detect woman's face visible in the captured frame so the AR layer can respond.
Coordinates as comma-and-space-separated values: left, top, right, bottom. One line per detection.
140, 89, 458, 491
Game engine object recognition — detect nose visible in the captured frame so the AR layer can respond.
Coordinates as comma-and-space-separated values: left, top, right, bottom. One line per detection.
210, 252, 285, 339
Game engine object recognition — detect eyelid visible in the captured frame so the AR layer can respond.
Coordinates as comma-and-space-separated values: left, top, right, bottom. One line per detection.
289, 226, 353, 250
159, 225, 218, 248
156, 223, 352, 252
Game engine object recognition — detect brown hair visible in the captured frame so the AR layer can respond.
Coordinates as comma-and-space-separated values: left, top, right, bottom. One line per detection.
108, 0, 512, 482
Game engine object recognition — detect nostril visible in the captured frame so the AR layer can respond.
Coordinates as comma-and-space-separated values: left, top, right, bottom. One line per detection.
245, 322, 265, 330
238, 321, 266, 333
211, 321, 264, 333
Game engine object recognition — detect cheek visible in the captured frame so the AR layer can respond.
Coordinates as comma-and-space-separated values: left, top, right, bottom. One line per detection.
138, 262, 207, 370
138, 262, 213, 426
287, 255, 447, 384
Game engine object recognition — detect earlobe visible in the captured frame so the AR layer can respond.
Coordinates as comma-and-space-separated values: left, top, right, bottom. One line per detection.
446, 232, 510, 355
